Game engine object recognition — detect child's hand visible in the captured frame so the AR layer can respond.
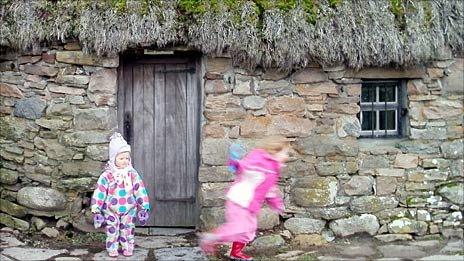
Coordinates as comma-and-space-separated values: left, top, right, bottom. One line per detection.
138, 210, 149, 225
93, 213, 105, 228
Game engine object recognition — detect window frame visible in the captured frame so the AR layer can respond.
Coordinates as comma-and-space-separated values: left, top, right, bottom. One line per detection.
358, 80, 407, 138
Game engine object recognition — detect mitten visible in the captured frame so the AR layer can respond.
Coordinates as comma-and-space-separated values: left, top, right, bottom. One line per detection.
138, 210, 149, 225
227, 143, 245, 173
93, 213, 105, 229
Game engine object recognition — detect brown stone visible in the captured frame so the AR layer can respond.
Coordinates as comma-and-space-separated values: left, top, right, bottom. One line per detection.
306, 103, 324, 112
409, 95, 438, 101
41, 52, 56, 64
206, 57, 231, 74
204, 109, 247, 122
240, 115, 315, 138
423, 100, 462, 120
345, 84, 362, 96
56, 75, 90, 86
18, 56, 41, 64
376, 177, 397, 195
442, 58, 463, 95
88, 69, 117, 94
204, 72, 223, 80
24, 64, 59, 77
375, 168, 405, 177
394, 154, 419, 169
0, 106, 13, 114
292, 234, 327, 247
204, 80, 230, 94
292, 68, 328, 83
295, 82, 338, 96
267, 96, 305, 116
326, 102, 360, 115
268, 115, 315, 137
205, 93, 241, 110
56, 51, 118, 67
0, 83, 23, 98
407, 79, 429, 95
344, 67, 426, 79
240, 116, 271, 137
49, 84, 85, 95
87, 93, 116, 106
343, 176, 374, 196
427, 68, 444, 78
203, 123, 226, 138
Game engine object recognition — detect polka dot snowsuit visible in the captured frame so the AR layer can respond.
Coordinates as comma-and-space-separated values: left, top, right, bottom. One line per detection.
91, 168, 150, 254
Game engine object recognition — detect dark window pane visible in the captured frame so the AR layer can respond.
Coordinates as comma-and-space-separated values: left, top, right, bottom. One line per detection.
379, 85, 396, 102
361, 111, 376, 130
361, 87, 376, 102
379, 110, 396, 130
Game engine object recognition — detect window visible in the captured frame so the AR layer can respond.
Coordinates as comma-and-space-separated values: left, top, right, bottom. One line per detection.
358, 80, 407, 138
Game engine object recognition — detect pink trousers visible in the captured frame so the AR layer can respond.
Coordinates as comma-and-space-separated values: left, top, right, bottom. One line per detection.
212, 201, 258, 243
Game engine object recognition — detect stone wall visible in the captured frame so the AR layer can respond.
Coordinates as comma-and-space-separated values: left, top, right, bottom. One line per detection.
199, 56, 463, 246
1, 43, 462, 244
0, 43, 118, 232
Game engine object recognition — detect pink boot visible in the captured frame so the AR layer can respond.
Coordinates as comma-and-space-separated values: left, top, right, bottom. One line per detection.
108, 251, 118, 258
123, 243, 134, 256
230, 242, 253, 260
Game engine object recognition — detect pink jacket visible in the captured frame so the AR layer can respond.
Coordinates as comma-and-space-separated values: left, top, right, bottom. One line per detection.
226, 149, 284, 214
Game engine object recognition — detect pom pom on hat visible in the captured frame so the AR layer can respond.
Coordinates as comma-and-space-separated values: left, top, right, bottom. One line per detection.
109, 132, 131, 162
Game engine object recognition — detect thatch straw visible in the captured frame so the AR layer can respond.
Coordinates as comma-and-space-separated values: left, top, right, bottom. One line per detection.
1, 0, 463, 70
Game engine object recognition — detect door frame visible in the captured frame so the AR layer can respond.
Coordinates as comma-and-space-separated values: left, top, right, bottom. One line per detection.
116, 50, 202, 227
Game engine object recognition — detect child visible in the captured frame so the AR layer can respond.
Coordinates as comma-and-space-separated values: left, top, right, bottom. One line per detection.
90, 132, 150, 257
199, 136, 289, 260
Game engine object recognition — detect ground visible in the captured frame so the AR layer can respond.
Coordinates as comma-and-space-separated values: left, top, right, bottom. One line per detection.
0, 227, 463, 260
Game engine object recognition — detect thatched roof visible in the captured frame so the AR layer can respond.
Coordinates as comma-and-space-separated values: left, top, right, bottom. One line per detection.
1, 0, 463, 70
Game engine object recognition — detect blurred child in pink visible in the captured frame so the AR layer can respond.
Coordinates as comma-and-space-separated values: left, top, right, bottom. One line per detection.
91, 133, 150, 257
199, 136, 289, 260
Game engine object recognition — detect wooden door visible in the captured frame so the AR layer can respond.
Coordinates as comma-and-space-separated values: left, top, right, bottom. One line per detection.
118, 56, 200, 227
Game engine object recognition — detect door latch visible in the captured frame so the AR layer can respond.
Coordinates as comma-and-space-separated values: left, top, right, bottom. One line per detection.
124, 112, 132, 143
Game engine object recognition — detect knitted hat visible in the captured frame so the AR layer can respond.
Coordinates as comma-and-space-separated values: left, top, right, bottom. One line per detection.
108, 132, 131, 165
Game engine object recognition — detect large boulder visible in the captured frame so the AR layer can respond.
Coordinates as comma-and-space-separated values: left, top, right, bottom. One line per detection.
329, 214, 380, 237
17, 187, 67, 211
284, 218, 326, 234
13, 97, 46, 119
438, 183, 464, 205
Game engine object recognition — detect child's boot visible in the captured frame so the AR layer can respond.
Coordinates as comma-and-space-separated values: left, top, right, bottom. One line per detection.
108, 251, 119, 258
123, 243, 134, 257
230, 242, 253, 260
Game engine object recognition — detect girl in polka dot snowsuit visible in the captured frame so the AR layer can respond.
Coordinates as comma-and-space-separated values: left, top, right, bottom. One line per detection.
91, 133, 150, 257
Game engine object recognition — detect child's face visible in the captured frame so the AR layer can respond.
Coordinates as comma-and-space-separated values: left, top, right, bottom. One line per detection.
274, 147, 289, 163
115, 152, 130, 169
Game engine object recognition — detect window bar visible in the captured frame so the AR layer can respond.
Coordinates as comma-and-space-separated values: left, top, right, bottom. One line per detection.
371, 86, 374, 138
384, 84, 387, 137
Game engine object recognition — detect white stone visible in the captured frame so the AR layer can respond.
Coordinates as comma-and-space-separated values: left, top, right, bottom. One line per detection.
1, 247, 68, 260
153, 247, 207, 261
93, 248, 148, 260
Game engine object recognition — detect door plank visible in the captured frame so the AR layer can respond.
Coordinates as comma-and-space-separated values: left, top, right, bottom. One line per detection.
132, 65, 145, 175
143, 64, 155, 225
123, 63, 133, 143
154, 64, 166, 201
164, 63, 187, 199
117, 64, 125, 133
